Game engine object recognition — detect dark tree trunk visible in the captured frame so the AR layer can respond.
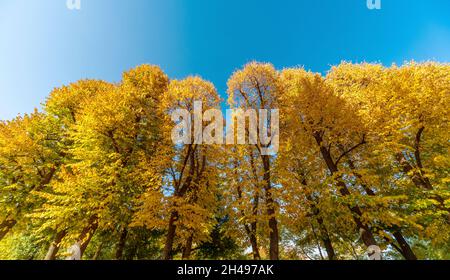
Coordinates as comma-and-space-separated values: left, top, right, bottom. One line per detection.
392, 230, 417, 260
314, 134, 378, 250
306, 198, 336, 259
182, 233, 194, 260
78, 215, 99, 258
162, 211, 178, 260
302, 176, 336, 260
397, 127, 449, 220
162, 145, 197, 260
413, 126, 433, 190
115, 227, 128, 260
248, 156, 261, 260
396, 127, 433, 191
310, 222, 325, 260
0, 219, 17, 241
262, 155, 279, 260
249, 231, 260, 260
397, 153, 433, 191
237, 178, 261, 260
345, 156, 417, 260
243, 222, 261, 260
316, 216, 336, 260
126, 244, 138, 260
44, 230, 67, 260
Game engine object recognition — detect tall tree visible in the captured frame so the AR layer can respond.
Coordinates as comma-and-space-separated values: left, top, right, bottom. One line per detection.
33, 65, 169, 259
227, 62, 281, 260
134, 76, 221, 260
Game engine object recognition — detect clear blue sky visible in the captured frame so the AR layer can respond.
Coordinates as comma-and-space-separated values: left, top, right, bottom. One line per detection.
1, 0, 449, 120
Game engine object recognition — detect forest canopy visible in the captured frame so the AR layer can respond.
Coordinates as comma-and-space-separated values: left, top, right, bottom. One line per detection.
0, 61, 449, 260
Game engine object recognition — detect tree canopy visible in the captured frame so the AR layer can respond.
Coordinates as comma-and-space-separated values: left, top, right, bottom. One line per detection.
1, 62, 449, 260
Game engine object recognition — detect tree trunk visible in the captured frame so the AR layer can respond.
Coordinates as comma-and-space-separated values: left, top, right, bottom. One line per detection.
302, 176, 336, 260
237, 177, 261, 260
306, 197, 336, 259
310, 222, 325, 260
249, 231, 260, 260
115, 227, 128, 260
93, 242, 104, 260
78, 215, 99, 258
162, 145, 197, 260
126, 244, 138, 260
396, 127, 433, 191
162, 211, 178, 260
243, 222, 261, 260
392, 229, 417, 260
44, 230, 67, 260
336, 178, 378, 248
248, 155, 261, 260
413, 126, 433, 190
397, 153, 433, 191
182, 233, 194, 260
316, 216, 335, 260
345, 156, 417, 260
262, 155, 279, 260
314, 134, 378, 250
0, 219, 17, 241
396, 127, 449, 218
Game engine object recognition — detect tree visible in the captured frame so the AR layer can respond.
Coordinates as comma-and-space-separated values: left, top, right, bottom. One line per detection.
33, 65, 169, 259
222, 145, 264, 259
327, 62, 450, 254
1, 61, 448, 260
134, 76, 221, 260
227, 62, 281, 260
0, 112, 61, 241
279, 67, 420, 259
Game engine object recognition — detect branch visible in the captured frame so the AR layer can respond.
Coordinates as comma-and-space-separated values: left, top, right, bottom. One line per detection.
335, 135, 366, 167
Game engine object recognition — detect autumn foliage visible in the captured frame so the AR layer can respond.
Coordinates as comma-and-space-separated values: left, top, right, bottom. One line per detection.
0, 62, 449, 260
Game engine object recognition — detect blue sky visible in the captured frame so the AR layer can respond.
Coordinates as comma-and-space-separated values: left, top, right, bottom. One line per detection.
1, 0, 449, 120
